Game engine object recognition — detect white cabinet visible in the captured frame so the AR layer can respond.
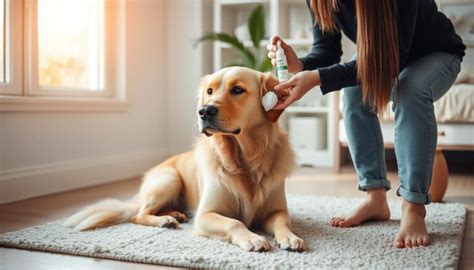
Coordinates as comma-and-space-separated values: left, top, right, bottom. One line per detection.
289, 116, 326, 151
213, 0, 337, 168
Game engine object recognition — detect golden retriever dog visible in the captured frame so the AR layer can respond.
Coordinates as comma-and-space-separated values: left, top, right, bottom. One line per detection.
64, 67, 306, 252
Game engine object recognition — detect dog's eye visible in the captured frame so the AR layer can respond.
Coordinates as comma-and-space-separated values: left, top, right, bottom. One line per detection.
230, 86, 245, 95
207, 88, 212, 95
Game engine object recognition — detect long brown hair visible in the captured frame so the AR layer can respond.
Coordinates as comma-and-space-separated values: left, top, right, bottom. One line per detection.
310, 0, 399, 112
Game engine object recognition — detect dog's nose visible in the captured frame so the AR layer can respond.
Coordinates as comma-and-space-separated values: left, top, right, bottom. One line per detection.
198, 105, 218, 120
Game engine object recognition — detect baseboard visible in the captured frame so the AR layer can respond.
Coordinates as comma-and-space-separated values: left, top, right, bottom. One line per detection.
0, 148, 169, 204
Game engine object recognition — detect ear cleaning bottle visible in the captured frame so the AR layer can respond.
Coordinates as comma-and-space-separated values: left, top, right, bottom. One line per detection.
262, 41, 289, 112
275, 41, 289, 82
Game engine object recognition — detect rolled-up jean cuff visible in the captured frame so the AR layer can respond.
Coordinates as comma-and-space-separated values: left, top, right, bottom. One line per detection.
396, 187, 432, 205
358, 178, 391, 191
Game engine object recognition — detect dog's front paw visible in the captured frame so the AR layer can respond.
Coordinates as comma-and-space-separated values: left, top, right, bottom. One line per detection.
233, 233, 271, 252
274, 233, 306, 252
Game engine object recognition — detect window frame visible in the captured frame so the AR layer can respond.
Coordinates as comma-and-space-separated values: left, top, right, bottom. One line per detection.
0, 0, 22, 96
0, 0, 127, 111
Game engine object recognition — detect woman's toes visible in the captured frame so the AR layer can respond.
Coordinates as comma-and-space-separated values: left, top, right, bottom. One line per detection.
411, 238, 419, 247
330, 218, 343, 226
405, 238, 413, 248
422, 236, 431, 246
338, 219, 353, 227
416, 237, 424, 246
394, 238, 404, 248
337, 219, 348, 227
332, 218, 342, 227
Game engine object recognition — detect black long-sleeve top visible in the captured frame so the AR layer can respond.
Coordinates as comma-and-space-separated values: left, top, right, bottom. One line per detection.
299, 0, 466, 94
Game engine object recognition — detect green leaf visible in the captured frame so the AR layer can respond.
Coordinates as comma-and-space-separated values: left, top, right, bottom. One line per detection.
248, 5, 265, 49
258, 56, 274, 72
194, 32, 256, 68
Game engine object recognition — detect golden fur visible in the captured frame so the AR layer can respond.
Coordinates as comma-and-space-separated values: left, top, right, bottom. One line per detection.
64, 67, 306, 252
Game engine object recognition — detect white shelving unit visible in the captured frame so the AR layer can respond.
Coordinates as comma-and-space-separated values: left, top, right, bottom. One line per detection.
213, 0, 338, 168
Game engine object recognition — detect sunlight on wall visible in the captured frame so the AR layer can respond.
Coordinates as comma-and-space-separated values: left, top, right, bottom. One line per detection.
38, 0, 104, 91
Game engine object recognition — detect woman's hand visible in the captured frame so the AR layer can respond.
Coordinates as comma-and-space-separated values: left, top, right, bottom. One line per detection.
273, 70, 321, 110
266, 36, 304, 73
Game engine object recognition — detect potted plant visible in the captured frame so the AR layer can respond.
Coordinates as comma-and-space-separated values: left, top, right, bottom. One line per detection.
195, 5, 272, 72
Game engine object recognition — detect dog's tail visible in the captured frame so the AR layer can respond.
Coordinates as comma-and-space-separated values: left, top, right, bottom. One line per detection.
63, 198, 139, 231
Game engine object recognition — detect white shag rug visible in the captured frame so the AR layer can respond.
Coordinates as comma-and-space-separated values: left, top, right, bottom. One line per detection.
0, 195, 467, 269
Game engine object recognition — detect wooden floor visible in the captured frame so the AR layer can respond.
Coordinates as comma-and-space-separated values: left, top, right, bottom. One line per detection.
0, 166, 473, 269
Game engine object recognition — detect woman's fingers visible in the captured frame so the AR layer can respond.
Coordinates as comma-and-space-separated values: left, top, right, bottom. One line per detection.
270, 35, 281, 46
272, 71, 319, 111
278, 95, 289, 104
266, 43, 276, 52
278, 38, 291, 51
268, 35, 287, 52
273, 92, 299, 110
274, 79, 295, 91
268, 36, 291, 50
272, 75, 303, 110
268, 50, 276, 66
273, 88, 291, 99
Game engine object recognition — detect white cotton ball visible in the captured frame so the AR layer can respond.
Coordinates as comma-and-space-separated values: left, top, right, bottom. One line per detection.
262, 91, 278, 111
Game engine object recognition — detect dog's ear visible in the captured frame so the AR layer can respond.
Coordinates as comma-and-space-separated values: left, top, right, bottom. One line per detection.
260, 72, 284, 123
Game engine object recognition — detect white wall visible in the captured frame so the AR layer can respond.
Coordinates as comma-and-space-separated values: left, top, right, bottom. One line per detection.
165, 0, 213, 154
0, 0, 213, 203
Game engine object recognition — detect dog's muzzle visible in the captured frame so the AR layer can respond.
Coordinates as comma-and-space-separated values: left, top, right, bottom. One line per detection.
198, 105, 241, 137
198, 105, 218, 121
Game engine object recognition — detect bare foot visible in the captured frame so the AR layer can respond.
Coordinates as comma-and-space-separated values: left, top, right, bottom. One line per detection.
330, 188, 390, 227
394, 200, 431, 248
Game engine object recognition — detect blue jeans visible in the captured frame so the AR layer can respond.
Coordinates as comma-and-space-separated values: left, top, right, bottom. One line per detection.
343, 52, 461, 204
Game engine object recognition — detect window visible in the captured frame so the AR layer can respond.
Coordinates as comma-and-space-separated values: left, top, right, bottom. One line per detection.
0, 0, 126, 111
0, 0, 21, 96
37, 0, 105, 92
